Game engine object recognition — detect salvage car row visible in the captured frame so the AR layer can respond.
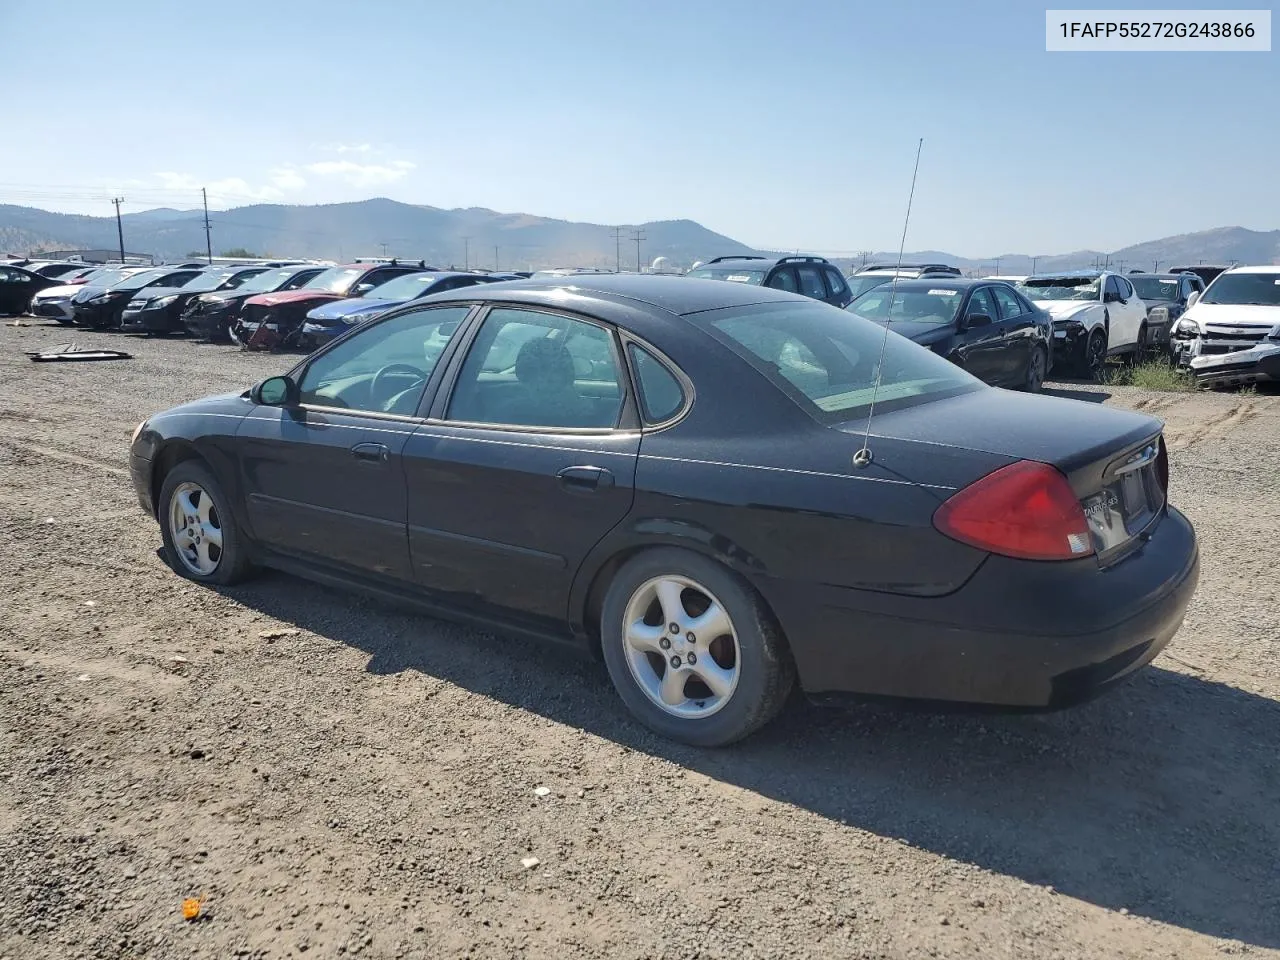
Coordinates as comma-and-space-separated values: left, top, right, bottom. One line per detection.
5, 252, 1279, 386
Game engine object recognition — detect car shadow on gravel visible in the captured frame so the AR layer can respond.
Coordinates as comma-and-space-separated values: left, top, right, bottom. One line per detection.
1042, 384, 1111, 403
226, 572, 1279, 950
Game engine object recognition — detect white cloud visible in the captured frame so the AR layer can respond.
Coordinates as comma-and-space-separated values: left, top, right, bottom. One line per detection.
318, 142, 374, 155
151, 169, 306, 207
305, 159, 416, 188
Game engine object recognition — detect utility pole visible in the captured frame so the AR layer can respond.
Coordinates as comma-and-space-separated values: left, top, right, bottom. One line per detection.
1117, 259, 1126, 274
631, 228, 645, 273
462, 236, 471, 271
1031, 256, 1039, 274
201, 188, 213, 264
1153, 259, 1160, 272
494, 245, 500, 270
111, 197, 126, 264
380, 241, 389, 258
993, 257, 1001, 276
611, 227, 625, 272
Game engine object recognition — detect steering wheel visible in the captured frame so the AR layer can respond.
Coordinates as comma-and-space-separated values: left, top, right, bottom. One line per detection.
370, 363, 427, 412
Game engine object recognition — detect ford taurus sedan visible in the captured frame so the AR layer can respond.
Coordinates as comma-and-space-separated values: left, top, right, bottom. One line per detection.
128, 276, 1200, 746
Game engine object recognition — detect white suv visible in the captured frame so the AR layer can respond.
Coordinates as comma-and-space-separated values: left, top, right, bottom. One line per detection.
1171, 265, 1280, 384
1018, 272, 1148, 378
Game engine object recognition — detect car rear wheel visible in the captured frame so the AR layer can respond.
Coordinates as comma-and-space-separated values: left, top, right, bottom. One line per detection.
600, 548, 794, 746
158, 461, 255, 586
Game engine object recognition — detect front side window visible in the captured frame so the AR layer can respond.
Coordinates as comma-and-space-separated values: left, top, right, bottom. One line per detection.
966, 287, 997, 321
702, 300, 981, 423
447, 308, 624, 429
991, 285, 1024, 319
297, 305, 471, 415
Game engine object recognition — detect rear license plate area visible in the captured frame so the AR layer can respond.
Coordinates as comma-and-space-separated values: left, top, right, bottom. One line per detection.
1082, 458, 1164, 555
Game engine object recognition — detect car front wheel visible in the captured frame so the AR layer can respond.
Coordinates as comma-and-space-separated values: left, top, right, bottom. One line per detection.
600, 548, 794, 747
158, 460, 255, 585
1021, 344, 1047, 393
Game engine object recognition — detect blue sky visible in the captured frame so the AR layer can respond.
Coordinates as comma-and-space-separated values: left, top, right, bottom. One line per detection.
1, 0, 1276, 256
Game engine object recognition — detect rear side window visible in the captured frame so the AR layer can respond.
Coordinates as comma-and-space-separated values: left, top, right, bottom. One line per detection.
701, 300, 981, 423
823, 268, 848, 299
629, 345, 685, 423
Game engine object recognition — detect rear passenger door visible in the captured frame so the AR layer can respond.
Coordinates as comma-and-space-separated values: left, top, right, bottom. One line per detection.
989, 284, 1034, 384
401, 305, 640, 634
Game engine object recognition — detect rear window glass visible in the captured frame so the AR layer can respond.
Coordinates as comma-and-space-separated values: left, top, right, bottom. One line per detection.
687, 267, 767, 284
697, 301, 981, 423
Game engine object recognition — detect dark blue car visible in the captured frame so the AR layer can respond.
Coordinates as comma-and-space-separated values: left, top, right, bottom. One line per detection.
300, 271, 505, 348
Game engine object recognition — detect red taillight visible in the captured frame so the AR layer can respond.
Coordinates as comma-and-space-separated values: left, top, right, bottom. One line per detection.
933, 460, 1094, 561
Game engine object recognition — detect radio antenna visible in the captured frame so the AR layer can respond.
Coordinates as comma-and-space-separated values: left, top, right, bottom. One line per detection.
854, 137, 924, 469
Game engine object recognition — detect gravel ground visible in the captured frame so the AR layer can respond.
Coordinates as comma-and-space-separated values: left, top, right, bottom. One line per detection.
1, 319, 1278, 960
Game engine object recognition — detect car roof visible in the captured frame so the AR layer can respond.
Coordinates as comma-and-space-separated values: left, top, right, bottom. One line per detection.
858, 277, 982, 292
699, 255, 830, 269
1221, 264, 1280, 274
424, 273, 805, 317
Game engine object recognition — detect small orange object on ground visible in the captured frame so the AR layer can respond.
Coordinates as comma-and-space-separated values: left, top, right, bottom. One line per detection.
182, 898, 202, 920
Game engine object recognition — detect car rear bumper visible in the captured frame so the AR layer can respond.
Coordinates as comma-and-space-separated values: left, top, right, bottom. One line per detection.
762, 505, 1199, 709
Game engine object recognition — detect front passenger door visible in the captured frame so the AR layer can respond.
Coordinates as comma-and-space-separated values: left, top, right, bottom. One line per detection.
956, 286, 1005, 383
989, 284, 1033, 384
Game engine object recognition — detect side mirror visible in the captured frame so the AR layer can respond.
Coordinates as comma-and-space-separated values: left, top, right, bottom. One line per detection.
252, 375, 297, 406
354, 283, 375, 296
1103, 291, 1119, 303
966, 312, 993, 327
1187, 291, 1201, 307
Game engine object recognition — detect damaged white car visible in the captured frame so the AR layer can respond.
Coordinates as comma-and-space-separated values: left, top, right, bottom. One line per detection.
1017, 272, 1147, 378
1171, 265, 1280, 385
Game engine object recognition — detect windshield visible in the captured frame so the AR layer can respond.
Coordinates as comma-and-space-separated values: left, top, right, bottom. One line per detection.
302, 266, 364, 294
1020, 276, 1100, 301
363, 272, 441, 300
845, 275, 898, 299
686, 267, 767, 284
110, 267, 181, 291
236, 267, 301, 294
1129, 277, 1180, 301
75, 267, 130, 286
1201, 272, 1280, 307
698, 300, 981, 423
847, 286, 964, 324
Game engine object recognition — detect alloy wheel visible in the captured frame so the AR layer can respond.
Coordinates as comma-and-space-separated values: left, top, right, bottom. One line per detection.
1087, 332, 1107, 378
168, 482, 224, 576
621, 575, 741, 718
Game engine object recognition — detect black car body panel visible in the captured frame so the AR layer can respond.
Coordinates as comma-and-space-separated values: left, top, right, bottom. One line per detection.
0, 265, 60, 314
848, 278, 1054, 386
182, 266, 327, 341
71, 268, 205, 329
131, 275, 1197, 711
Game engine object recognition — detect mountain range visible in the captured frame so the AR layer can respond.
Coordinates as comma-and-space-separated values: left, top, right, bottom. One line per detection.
2, 199, 1279, 273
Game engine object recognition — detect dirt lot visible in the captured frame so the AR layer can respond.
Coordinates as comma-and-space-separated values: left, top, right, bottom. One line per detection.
1, 320, 1278, 960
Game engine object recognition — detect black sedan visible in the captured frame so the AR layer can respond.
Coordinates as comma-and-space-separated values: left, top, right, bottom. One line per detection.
119, 266, 271, 336
182, 264, 327, 341
1126, 272, 1205, 350
847, 278, 1054, 391
70, 266, 207, 330
0, 264, 61, 314
129, 276, 1199, 746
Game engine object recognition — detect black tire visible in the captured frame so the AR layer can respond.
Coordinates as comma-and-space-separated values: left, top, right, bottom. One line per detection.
1133, 323, 1149, 361
54, 316, 76, 327
599, 548, 795, 747
1020, 344, 1047, 393
1080, 328, 1107, 380
157, 460, 255, 586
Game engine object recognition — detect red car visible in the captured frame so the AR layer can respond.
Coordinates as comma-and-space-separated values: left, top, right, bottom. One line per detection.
232, 260, 431, 349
